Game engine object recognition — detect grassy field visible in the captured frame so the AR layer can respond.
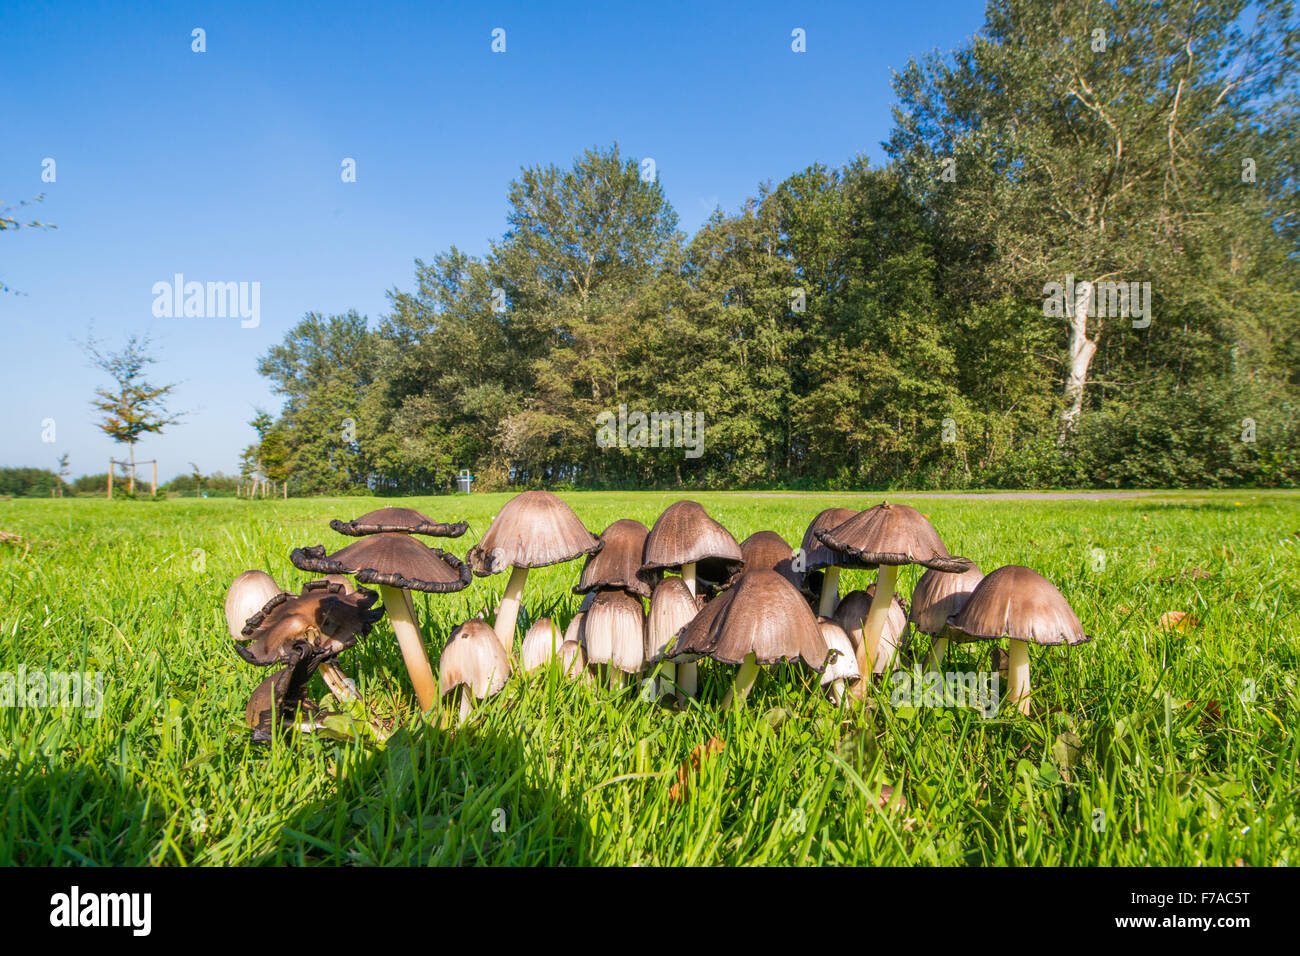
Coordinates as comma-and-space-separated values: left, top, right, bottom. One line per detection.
1, 490, 1297, 866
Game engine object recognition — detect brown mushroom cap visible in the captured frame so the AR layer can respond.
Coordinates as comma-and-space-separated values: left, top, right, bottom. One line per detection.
641, 500, 743, 589
245, 656, 319, 743
558, 639, 590, 681
521, 617, 565, 672
800, 508, 876, 572
439, 620, 512, 698
290, 533, 472, 593
909, 561, 985, 637
236, 579, 382, 666
646, 577, 704, 662
668, 569, 828, 669
815, 502, 971, 573
329, 506, 468, 538
225, 570, 282, 641
817, 618, 860, 685
465, 490, 601, 575
580, 589, 646, 674
575, 518, 660, 598
945, 565, 1092, 646
728, 531, 803, 590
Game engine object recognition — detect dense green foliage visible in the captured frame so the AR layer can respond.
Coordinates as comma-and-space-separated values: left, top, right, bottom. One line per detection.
2, 491, 1296, 864
0, 467, 67, 498
246, 1, 1299, 493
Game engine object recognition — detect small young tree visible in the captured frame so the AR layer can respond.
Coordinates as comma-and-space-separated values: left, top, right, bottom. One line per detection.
56, 453, 70, 498
85, 335, 182, 496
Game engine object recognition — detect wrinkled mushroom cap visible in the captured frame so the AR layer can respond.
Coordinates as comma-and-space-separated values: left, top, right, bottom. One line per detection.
800, 508, 875, 572
225, 570, 281, 641
668, 569, 827, 670
244, 651, 323, 743
521, 617, 565, 673
945, 565, 1092, 646
236, 579, 382, 666
728, 531, 802, 590
575, 518, 660, 598
834, 586, 908, 674
815, 502, 971, 573
580, 589, 646, 674
645, 577, 703, 662
817, 618, 860, 685
466, 491, 601, 575
558, 639, 591, 681
439, 620, 512, 698
329, 506, 468, 538
909, 561, 985, 637
641, 500, 743, 591
291, 533, 472, 593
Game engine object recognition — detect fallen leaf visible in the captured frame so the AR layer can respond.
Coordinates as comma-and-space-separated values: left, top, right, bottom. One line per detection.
1117, 605, 1133, 614
1158, 611, 1200, 631
669, 736, 725, 802
1160, 567, 1213, 584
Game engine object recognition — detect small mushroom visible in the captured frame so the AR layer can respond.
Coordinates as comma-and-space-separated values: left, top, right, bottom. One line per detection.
909, 561, 984, 671
575, 519, 660, 599
799, 507, 870, 616
291, 533, 472, 712
521, 617, 565, 673
645, 577, 703, 697
465, 491, 601, 658
224, 570, 281, 641
641, 500, 743, 699
816, 502, 970, 681
944, 565, 1093, 716
668, 569, 827, 707
730, 531, 802, 591
580, 589, 646, 687
834, 586, 908, 676
558, 638, 591, 682
817, 618, 860, 705
439, 620, 512, 722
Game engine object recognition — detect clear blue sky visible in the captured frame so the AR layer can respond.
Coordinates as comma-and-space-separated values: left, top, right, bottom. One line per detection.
1, 0, 987, 480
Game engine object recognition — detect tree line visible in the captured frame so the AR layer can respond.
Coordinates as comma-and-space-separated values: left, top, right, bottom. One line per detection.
248, 0, 1298, 493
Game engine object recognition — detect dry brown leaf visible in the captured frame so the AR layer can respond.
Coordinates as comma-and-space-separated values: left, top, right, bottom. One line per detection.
669, 736, 725, 802
1160, 567, 1213, 584
1158, 611, 1200, 631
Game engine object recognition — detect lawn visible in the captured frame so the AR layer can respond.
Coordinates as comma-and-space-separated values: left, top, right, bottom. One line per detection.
1, 490, 1297, 865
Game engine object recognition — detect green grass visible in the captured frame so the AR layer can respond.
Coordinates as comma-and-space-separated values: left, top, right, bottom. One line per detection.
1, 490, 1298, 865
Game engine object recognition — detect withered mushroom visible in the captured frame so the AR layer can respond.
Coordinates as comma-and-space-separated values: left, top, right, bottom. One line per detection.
641, 500, 743, 698
834, 585, 908, 676
439, 620, 512, 722
291, 533, 472, 712
945, 565, 1092, 716
465, 491, 601, 658
245, 654, 321, 744
329, 506, 468, 538
668, 569, 827, 707
816, 502, 970, 679
909, 561, 984, 671
799, 507, 868, 616
580, 589, 646, 687
575, 519, 659, 599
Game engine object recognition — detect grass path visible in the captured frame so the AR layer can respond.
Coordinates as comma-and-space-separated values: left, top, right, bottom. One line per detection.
1, 490, 1297, 864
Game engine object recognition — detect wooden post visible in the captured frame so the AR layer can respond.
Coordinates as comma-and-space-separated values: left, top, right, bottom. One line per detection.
151, 461, 158, 496
282, 481, 287, 499
107, 461, 113, 500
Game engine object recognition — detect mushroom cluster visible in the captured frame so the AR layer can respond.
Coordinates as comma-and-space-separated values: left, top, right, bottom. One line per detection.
219, 494, 1094, 738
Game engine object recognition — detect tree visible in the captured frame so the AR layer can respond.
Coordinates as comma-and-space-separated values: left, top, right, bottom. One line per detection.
85, 335, 182, 495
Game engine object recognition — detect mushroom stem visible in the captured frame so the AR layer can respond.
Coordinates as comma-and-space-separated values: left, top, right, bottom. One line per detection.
675, 564, 699, 702
458, 686, 474, 723
608, 667, 626, 689
856, 565, 899, 678
829, 679, 846, 706
818, 566, 841, 617
318, 662, 359, 701
493, 565, 529, 659
681, 562, 697, 597
1006, 641, 1031, 716
721, 653, 759, 708
658, 661, 677, 697
378, 584, 438, 713
925, 637, 949, 672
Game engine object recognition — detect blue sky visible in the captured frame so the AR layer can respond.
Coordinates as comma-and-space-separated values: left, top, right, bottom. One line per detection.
1, 0, 987, 479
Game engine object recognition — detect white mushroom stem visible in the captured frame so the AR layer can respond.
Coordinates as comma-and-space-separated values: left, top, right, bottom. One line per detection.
458, 685, 474, 723
659, 661, 677, 696
925, 637, 949, 672
1006, 641, 1031, 716
818, 566, 841, 617
721, 653, 759, 709
493, 565, 529, 659
856, 565, 899, 679
378, 584, 438, 713
318, 662, 359, 701
608, 667, 626, 689
828, 679, 846, 706
677, 563, 698, 701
